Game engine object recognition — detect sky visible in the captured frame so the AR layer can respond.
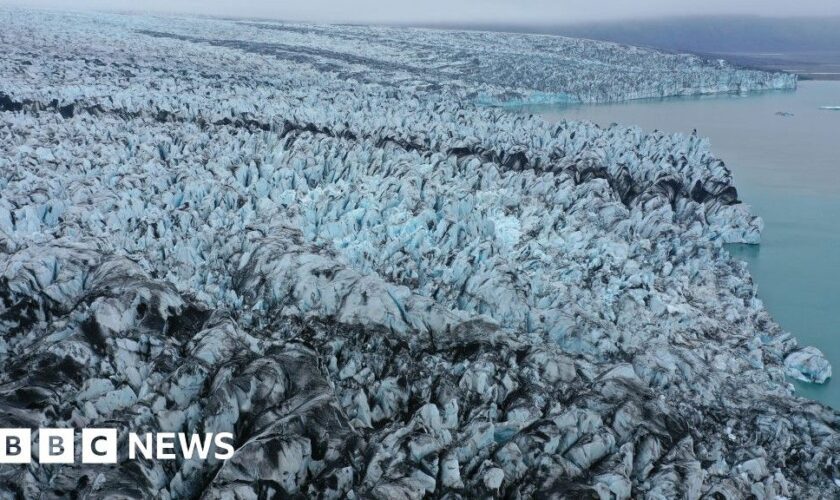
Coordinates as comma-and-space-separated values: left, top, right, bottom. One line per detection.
4, 0, 840, 24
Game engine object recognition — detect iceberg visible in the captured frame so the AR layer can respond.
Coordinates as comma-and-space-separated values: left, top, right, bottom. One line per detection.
785, 346, 833, 384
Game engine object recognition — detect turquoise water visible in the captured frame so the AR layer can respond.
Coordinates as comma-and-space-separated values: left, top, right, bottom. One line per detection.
523, 81, 840, 408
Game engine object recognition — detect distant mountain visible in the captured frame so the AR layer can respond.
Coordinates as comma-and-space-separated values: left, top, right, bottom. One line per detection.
532, 16, 840, 54
414, 16, 840, 53
411, 16, 840, 79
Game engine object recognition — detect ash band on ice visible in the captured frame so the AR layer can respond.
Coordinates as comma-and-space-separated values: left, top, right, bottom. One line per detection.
0, 430, 235, 464
0, 4, 838, 500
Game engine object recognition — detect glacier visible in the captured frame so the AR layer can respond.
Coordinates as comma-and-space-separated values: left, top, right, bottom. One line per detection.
0, 7, 837, 499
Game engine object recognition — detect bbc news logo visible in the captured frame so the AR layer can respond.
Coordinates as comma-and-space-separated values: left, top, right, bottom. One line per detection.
0, 429, 235, 464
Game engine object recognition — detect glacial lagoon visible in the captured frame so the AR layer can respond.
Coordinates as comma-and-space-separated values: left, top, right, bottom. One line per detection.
524, 81, 840, 408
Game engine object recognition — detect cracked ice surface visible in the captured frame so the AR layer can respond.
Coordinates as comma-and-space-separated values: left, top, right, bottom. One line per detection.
0, 7, 837, 500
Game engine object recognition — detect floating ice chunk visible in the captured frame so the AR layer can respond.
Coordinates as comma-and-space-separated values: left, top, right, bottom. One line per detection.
784, 346, 832, 384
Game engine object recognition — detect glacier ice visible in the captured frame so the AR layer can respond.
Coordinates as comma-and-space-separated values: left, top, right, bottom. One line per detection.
785, 346, 832, 384
0, 6, 837, 499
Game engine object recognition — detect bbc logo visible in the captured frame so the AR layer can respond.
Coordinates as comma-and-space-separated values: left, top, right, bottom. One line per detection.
1, 428, 235, 463
0, 429, 117, 464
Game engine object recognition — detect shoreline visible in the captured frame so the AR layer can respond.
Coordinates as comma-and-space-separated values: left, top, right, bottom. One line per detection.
527, 80, 840, 408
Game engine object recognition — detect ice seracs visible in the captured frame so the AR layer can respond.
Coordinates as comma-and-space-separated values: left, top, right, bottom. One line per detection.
0, 6, 837, 499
